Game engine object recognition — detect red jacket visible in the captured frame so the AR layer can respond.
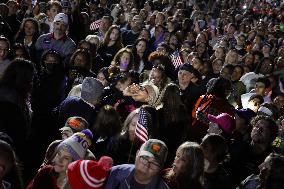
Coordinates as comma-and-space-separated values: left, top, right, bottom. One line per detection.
26, 165, 60, 189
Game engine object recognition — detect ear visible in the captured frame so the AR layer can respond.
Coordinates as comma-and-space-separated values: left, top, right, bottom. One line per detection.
217, 128, 223, 135
135, 150, 140, 162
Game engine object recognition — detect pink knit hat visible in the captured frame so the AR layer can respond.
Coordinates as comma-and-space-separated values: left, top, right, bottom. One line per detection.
208, 113, 235, 135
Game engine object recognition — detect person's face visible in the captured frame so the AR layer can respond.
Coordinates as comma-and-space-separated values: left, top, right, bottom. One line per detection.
119, 52, 131, 71
131, 87, 150, 102
220, 67, 231, 80
100, 18, 111, 32
45, 54, 59, 65
169, 35, 178, 47
259, 60, 273, 75
244, 54, 254, 65
262, 45, 271, 54
0, 41, 9, 61
139, 9, 147, 20
255, 82, 266, 95
207, 122, 222, 135
251, 119, 271, 144
150, 68, 162, 86
128, 114, 138, 141
201, 141, 216, 168
136, 40, 146, 54
214, 47, 224, 59
115, 78, 131, 92
53, 149, 73, 173
97, 72, 108, 86
187, 32, 195, 41
197, 43, 206, 54
48, 5, 60, 19
227, 25, 236, 35
243, 65, 250, 73
248, 31, 255, 41
144, 1, 151, 11
219, 40, 228, 48
275, 57, 284, 69
196, 34, 206, 44
53, 21, 68, 34
156, 46, 167, 54
60, 129, 73, 140
172, 150, 187, 176
43, 54, 60, 73
24, 21, 36, 36
99, 0, 107, 6
212, 60, 223, 74
109, 28, 119, 41
248, 98, 261, 112
78, 42, 91, 51
253, 36, 262, 44
178, 70, 193, 87
131, 16, 143, 32
192, 57, 203, 72
155, 13, 164, 25
135, 153, 160, 180
237, 36, 245, 46
231, 67, 243, 81
139, 30, 150, 41
181, 51, 189, 62
73, 53, 87, 68
15, 49, 25, 59
273, 95, 284, 111
226, 51, 238, 64
7, 1, 18, 16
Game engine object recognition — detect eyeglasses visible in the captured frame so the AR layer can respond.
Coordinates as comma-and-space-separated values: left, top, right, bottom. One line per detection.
139, 156, 160, 170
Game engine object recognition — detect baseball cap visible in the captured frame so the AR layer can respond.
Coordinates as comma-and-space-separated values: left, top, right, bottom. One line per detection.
138, 139, 168, 167
179, 63, 195, 73
53, 13, 68, 25
234, 108, 256, 124
61, 0, 71, 9
59, 116, 89, 132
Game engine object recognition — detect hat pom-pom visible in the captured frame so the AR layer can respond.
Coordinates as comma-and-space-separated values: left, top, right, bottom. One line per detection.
81, 129, 93, 140
98, 156, 113, 171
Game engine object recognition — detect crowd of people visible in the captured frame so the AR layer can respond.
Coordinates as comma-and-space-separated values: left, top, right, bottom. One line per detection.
0, 0, 284, 188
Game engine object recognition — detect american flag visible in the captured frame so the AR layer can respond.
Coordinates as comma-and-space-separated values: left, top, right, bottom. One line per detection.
135, 108, 149, 143
90, 19, 102, 31
170, 53, 183, 68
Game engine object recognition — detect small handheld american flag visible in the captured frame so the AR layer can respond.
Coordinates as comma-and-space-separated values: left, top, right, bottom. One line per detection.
135, 108, 150, 143
170, 52, 183, 68
90, 19, 102, 31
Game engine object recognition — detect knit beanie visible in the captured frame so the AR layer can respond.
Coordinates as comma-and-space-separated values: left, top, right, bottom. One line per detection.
68, 156, 113, 189
57, 129, 93, 160
81, 77, 104, 104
